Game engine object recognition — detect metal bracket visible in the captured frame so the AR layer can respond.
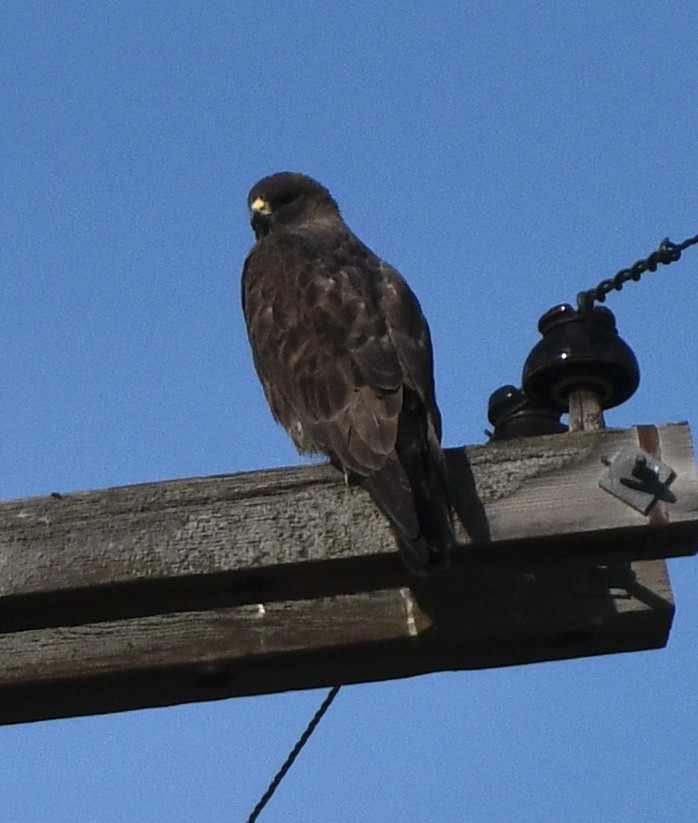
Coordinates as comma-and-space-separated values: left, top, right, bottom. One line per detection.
599, 445, 676, 514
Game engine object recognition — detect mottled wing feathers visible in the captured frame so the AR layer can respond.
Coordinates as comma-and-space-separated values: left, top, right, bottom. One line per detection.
377, 261, 443, 440
243, 227, 409, 475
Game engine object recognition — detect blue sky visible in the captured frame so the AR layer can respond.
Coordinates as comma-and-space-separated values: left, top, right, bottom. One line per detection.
1, 2, 696, 821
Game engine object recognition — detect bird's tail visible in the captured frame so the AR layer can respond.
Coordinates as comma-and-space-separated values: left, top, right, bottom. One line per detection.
405, 438, 454, 568
360, 439, 455, 576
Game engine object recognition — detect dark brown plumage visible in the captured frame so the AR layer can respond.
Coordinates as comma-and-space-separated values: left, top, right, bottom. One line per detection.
241, 172, 454, 574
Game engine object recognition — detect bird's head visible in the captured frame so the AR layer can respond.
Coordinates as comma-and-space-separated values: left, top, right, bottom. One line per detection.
247, 172, 340, 239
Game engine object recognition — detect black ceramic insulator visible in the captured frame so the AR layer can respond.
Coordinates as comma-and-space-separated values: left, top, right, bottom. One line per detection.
488, 385, 568, 440
521, 304, 640, 413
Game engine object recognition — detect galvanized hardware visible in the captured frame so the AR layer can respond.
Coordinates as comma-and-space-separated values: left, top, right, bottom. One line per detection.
599, 445, 676, 514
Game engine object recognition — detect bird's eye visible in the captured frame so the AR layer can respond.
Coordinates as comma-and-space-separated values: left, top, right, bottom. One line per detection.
275, 190, 299, 209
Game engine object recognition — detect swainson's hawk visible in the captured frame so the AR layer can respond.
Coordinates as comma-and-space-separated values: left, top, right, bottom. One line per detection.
241, 172, 454, 574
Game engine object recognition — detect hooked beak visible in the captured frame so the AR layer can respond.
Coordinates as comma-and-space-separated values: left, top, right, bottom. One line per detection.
250, 196, 272, 216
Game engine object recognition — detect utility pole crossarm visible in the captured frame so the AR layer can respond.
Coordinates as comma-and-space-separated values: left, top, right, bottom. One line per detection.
0, 422, 696, 725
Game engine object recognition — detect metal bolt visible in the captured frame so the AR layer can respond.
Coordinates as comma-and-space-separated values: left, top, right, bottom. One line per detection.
631, 454, 657, 481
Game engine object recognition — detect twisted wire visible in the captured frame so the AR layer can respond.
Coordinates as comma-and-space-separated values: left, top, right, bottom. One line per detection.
576, 231, 698, 312
245, 686, 342, 823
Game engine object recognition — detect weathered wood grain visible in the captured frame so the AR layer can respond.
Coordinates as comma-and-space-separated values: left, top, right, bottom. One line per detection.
568, 386, 606, 431
0, 424, 693, 724
0, 559, 673, 725
0, 424, 695, 630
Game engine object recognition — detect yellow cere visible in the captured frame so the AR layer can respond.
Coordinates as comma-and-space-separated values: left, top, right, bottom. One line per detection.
251, 197, 271, 214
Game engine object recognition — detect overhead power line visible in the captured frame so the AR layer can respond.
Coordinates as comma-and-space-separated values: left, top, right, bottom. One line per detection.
245, 686, 342, 823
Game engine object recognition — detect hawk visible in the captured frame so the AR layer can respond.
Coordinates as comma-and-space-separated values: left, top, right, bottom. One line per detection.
241, 172, 455, 574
